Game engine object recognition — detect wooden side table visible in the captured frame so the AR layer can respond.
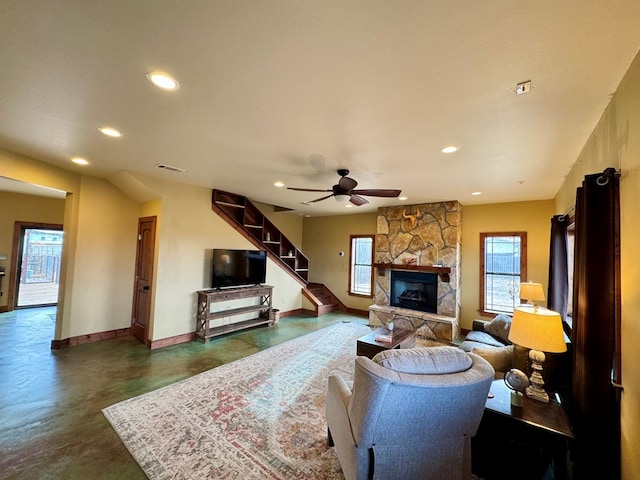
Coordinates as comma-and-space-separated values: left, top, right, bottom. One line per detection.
356, 326, 416, 359
473, 379, 574, 480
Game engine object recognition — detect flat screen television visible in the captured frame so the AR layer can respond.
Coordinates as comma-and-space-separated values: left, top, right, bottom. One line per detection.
211, 249, 267, 289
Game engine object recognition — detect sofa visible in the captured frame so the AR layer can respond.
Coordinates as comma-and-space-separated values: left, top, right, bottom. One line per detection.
459, 314, 529, 377
326, 346, 494, 480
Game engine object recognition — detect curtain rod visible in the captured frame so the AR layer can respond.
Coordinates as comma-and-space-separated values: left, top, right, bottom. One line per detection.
558, 168, 620, 221
558, 206, 575, 222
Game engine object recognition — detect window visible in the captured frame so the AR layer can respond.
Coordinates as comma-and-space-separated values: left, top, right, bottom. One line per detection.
349, 235, 374, 297
566, 220, 575, 329
480, 232, 527, 315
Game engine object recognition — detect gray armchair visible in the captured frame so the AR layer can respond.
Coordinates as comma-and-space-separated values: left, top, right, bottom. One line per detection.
326, 346, 494, 480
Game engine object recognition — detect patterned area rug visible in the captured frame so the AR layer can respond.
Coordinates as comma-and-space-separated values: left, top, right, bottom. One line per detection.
103, 322, 371, 480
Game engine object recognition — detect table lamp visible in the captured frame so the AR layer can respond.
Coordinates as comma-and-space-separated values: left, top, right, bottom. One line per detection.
507, 305, 566, 403
519, 282, 546, 308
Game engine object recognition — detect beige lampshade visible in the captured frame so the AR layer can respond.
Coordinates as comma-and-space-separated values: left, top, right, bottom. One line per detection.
520, 282, 545, 303
508, 306, 567, 353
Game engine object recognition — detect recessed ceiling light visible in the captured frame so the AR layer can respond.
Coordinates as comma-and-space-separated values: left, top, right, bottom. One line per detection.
146, 71, 180, 91
345, 204, 353, 208
98, 126, 122, 138
71, 157, 89, 166
441, 146, 459, 154
398, 196, 408, 201
274, 181, 285, 188
472, 191, 482, 196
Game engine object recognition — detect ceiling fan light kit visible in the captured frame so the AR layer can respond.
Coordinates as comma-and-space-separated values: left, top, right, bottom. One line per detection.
287, 169, 401, 207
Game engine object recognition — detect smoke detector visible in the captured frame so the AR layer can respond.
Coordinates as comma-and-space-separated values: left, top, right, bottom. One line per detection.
516, 80, 532, 95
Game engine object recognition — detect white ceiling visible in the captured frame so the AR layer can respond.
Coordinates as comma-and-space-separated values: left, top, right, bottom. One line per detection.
1, 1, 639, 215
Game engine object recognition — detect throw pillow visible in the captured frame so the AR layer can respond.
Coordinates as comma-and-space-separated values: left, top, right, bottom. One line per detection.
471, 345, 514, 374
484, 313, 512, 343
464, 330, 508, 348
372, 346, 472, 374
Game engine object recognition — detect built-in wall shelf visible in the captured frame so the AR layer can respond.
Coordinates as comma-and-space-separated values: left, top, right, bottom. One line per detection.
373, 262, 451, 282
212, 189, 309, 284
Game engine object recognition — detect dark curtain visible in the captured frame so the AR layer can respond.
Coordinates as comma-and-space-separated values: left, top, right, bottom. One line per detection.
570, 167, 622, 479
546, 215, 571, 396
547, 215, 569, 323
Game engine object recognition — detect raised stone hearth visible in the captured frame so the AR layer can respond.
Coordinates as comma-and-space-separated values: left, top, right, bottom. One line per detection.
369, 304, 458, 343
369, 201, 462, 341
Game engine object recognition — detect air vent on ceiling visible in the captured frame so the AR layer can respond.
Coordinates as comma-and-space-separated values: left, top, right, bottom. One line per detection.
156, 163, 187, 173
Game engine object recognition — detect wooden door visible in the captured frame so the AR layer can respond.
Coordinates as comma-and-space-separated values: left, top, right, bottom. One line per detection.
131, 216, 156, 345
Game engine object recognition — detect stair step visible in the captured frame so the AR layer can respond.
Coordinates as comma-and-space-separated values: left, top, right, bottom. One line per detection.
303, 282, 344, 317
318, 304, 338, 315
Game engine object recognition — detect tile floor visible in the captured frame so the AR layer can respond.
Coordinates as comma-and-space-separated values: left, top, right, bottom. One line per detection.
0, 306, 367, 479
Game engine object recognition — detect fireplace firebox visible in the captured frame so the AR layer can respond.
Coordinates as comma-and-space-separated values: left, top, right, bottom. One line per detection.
390, 270, 438, 313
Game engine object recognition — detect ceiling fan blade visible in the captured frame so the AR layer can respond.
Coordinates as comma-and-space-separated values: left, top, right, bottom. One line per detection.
349, 194, 369, 206
309, 193, 335, 203
287, 187, 332, 193
351, 189, 402, 198
338, 176, 358, 191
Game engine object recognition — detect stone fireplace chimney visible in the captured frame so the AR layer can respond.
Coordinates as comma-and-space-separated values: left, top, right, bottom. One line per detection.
369, 201, 461, 342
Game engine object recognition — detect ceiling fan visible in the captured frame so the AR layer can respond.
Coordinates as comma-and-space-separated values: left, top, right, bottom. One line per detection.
287, 169, 401, 206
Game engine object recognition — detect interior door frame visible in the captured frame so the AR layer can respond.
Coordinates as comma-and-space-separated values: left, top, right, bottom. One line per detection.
131, 216, 156, 346
6, 221, 64, 312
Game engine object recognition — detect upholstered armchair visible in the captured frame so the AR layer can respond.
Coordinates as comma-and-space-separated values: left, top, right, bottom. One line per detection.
326, 346, 494, 480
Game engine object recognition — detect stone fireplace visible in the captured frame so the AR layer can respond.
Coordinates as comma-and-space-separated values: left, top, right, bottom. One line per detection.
368, 201, 461, 342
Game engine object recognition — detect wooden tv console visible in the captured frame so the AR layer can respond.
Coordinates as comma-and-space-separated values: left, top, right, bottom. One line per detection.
196, 285, 274, 342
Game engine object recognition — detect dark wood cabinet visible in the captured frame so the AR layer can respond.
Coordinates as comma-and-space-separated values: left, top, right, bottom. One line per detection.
472, 379, 574, 480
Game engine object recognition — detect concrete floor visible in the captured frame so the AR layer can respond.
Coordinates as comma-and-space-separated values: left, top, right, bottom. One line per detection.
0, 306, 367, 480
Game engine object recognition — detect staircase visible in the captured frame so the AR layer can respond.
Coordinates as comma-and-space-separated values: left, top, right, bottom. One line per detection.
211, 189, 346, 317
303, 282, 346, 316
212, 189, 309, 285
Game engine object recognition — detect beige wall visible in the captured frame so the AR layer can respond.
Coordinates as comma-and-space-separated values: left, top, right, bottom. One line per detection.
302, 212, 377, 312
62, 176, 138, 338
0, 191, 65, 308
459, 200, 554, 331
128, 174, 305, 341
553, 50, 640, 480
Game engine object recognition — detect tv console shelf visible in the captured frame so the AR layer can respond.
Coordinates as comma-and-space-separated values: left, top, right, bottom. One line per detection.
196, 285, 274, 342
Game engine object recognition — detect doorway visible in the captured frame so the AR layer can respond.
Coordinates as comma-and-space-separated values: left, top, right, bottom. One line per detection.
10, 223, 63, 309
131, 216, 156, 346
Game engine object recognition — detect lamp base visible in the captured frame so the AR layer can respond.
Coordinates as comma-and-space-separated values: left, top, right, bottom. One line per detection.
525, 385, 549, 403
526, 349, 550, 403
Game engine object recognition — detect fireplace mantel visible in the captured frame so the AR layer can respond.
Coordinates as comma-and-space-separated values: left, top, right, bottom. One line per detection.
373, 263, 451, 283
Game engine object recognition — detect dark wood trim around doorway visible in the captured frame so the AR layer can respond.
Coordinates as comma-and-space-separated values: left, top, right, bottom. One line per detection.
7, 221, 63, 312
